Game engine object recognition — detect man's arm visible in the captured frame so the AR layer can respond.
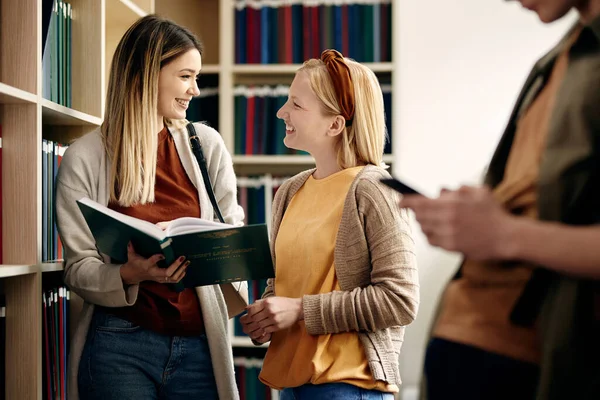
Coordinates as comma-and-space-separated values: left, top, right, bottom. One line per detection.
504, 218, 600, 279
400, 186, 600, 279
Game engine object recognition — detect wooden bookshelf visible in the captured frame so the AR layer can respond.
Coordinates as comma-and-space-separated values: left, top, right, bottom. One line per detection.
0, 265, 41, 279
155, 0, 220, 65
1, 1, 397, 399
232, 62, 394, 74
5, 273, 41, 400
41, 99, 103, 126
0, 83, 38, 105
0, 0, 38, 94
201, 64, 221, 74
233, 154, 394, 165
231, 336, 268, 348
105, 0, 152, 97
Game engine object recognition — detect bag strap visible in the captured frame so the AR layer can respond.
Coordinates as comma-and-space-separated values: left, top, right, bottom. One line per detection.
185, 123, 225, 223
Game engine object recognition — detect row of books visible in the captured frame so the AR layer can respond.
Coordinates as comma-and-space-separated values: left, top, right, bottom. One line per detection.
239, 184, 268, 226
234, 176, 287, 338
42, 140, 68, 262
234, 280, 270, 337
0, 127, 3, 263
234, 357, 273, 400
237, 175, 290, 226
234, 85, 392, 155
43, 287, 71, 400
235, 0, 392, 64
187, 87, 220, 131
42, 0, 73, 107
0, 295, 5, 400
186, 75, 220, 131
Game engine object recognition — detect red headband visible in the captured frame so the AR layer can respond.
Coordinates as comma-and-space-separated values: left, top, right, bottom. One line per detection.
320, 49, 355, 126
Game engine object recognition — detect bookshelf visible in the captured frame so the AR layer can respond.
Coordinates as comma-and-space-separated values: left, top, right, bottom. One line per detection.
0, 0, 150, 398
1, 0, 399, 399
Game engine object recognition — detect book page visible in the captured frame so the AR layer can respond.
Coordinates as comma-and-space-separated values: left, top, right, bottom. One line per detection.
166, 217, 231, 237
77, 197, 166, 241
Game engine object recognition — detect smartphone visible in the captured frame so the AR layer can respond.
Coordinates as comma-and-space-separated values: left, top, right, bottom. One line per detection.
379, 177, 423, 196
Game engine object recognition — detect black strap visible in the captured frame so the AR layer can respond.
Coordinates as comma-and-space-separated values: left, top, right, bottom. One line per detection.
185, 123, 225, 223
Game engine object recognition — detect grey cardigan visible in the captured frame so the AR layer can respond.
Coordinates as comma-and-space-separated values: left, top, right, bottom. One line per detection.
55, 121, 247, 400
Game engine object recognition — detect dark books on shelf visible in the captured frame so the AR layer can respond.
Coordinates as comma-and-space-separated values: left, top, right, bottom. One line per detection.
235, 0, 392, 64
0, 295, 5, 400
42, 287, 69, 400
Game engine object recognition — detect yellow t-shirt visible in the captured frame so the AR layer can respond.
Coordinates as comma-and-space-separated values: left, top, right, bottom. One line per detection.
259, 167, 397, 393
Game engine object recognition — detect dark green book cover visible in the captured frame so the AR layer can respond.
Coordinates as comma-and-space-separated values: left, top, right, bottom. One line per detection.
76, 197, 274, 288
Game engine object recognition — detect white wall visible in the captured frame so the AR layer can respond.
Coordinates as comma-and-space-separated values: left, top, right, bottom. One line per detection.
391, 2, 576, 398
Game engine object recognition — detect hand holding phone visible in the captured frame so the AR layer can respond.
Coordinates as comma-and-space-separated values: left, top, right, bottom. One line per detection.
379, 177, 423, 196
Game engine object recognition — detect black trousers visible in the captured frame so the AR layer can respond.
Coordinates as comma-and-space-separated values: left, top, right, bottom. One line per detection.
425, 338, 539, 400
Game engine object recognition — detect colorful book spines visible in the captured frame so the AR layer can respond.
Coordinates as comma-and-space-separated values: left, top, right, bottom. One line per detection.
42, 287, 70, 400
42, 139, 68, 262
42, 0, 72, 107
234, 357, 272, 400
0, 126, 3, 264
235, 0, 392, 64
233, 280, 269, 337
234, 85, 392, 155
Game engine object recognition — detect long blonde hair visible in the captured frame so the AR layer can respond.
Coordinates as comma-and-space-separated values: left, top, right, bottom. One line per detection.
298, 58, 387, 169
102, 15, 203, 206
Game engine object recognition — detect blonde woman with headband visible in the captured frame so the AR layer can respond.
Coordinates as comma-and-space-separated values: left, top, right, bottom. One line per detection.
55, 15, 246, 400
240, 49, 420, 399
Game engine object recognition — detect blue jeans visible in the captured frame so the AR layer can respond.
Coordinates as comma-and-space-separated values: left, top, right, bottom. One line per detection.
78, 308, 217, 399
280, 383, 394, 400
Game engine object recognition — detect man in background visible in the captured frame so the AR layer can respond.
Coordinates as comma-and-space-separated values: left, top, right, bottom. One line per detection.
401, 0, 600, 399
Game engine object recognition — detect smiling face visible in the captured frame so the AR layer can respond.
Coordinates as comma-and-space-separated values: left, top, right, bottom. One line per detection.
513, 0, 579, 22
276, 71, 343, 155
157, 49, 202, 122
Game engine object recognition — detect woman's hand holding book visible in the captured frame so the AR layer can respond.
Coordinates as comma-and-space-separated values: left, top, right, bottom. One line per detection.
119, 241, 189, 285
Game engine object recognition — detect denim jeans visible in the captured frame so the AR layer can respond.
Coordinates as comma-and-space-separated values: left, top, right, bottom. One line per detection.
280, 383, 395, 400
78, 308, 217, 399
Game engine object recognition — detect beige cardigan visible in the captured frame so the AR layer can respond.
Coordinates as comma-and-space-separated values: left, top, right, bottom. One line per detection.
263, 166, 420, 385
55, 121, 248, 400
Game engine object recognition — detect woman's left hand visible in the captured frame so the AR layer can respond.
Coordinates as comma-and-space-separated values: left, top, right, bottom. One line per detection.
241, 297, 304, 336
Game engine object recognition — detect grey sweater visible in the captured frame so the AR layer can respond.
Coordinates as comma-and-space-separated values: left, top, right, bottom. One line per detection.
55, 121, 247, 400
263, 166, 420, 385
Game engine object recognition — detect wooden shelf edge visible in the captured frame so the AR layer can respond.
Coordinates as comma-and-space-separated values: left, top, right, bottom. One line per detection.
0, 265, 40, 278
41, 99, 103, 126
233, 154, 394, 165
231, 337, 268, 348
0, 262, 65, 278
119, 0, 148, 17
0, 82, 37, 104
233, 62, 393, 74
202, 65, 220, 74
233, 155, 313, 165
40, 262, 65, 273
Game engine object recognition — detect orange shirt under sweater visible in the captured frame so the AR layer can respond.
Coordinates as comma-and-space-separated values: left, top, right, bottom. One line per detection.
107, 126, 204, 336
433, 29, 580, 364
259, 166, 397, 393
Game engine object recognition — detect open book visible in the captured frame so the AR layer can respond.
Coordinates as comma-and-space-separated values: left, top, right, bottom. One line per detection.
76, 197, 274, 289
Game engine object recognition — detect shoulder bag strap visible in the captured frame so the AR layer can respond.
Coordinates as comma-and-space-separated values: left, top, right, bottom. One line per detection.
185, 122, 226, 223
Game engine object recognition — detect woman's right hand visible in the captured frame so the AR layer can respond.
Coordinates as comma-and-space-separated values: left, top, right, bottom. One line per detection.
239, 310, 272, 344
119, 242, 189, 285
